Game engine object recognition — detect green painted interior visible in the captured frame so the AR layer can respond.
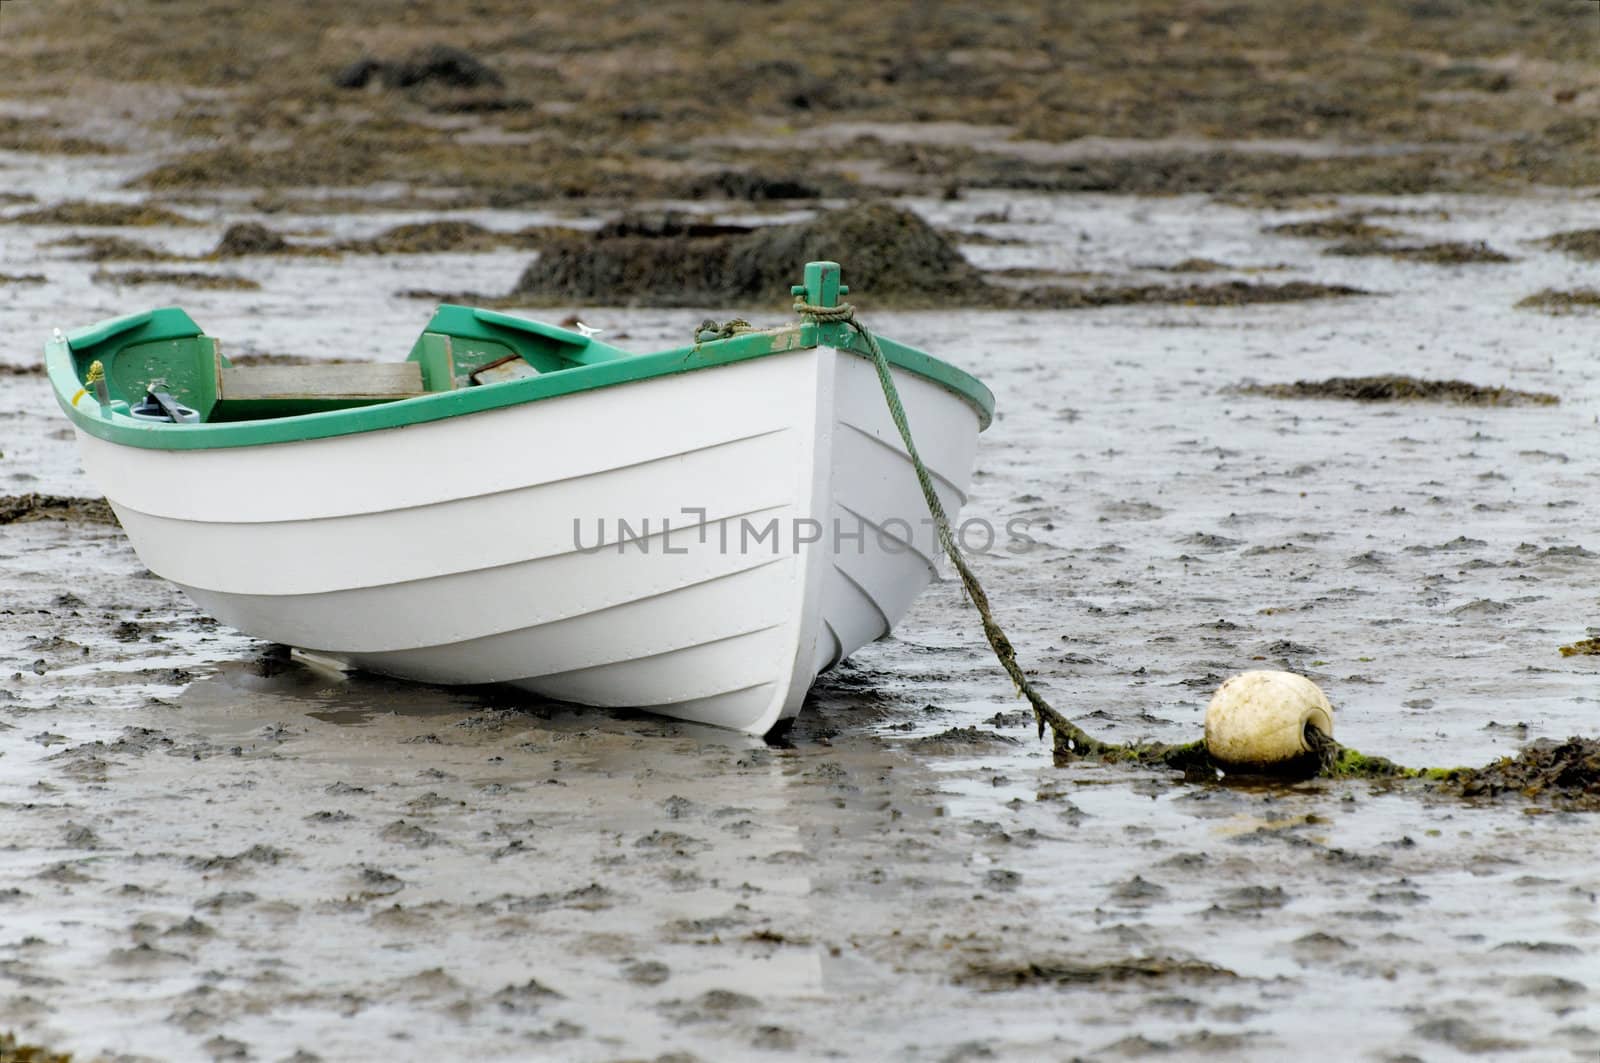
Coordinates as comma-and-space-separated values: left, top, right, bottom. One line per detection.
410, 332, 457, 394
112, 336, 221, 420
50, 292, 995, 451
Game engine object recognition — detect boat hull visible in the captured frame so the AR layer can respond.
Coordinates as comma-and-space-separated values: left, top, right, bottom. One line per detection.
77, 345, 981, 734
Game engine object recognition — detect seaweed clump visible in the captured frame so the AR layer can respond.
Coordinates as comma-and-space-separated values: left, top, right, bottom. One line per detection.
45, 234, 178, 261
1041, 707, 1600, 813
514, 202, 990, 308
1237, 375, 1558, 406
1266, 214, 1403, 241
1158, 258, 1231, 273
333, 45, 504, 91
7, 201, 198, 227
1516, 289, 1600, 315
513, 203, 1368, 311
1325, 240, 1512, 264
1445, 738, 1600, 810
339, 219, 550, 254
0, 494, 118, 526
211, 222, 290, 256
959, 955, 1236, 990
1019, 280, 1365, 310
1540, 229, 1600, 260
0, 115, 114, 155
92, 269, 260, 291
0, 1030, 72, 1063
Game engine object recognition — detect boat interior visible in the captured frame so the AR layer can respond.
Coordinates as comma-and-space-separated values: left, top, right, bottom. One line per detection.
61, 305, 635, 423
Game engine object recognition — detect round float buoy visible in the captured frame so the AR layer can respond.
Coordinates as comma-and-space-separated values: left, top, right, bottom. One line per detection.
1204, 670, 1334, 772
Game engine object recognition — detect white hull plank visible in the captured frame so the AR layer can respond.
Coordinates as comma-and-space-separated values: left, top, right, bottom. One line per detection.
77, 359, 815, 523
78, 345, 982, 735
110, 428, 801, 595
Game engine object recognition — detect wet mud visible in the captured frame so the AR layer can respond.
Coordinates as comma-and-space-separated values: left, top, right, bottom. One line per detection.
2, 1, 1599, 1059
6, 187, 1600, 1061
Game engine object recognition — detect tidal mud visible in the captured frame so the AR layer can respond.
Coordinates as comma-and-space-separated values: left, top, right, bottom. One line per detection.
2, 1, 1600, 1057
4, 188, 1599, 1062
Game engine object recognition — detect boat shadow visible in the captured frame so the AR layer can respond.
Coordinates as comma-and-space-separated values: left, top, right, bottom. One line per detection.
173, 645, 782, 748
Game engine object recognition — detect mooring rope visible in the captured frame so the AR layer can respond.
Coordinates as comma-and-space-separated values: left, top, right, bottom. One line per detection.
716, 297, 1590, 796
794, 299, 1108, 753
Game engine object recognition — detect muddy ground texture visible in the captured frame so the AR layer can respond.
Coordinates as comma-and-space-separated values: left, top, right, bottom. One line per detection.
3, 0, 1599, 203
2, 1, 1600, 1061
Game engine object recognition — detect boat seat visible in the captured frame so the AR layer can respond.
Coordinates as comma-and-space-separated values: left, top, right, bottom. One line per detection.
218, 362, 428, 402
204, 332, 457, 419
208, 339, 450, 421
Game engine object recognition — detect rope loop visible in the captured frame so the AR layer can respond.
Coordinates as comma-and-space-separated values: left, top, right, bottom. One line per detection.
792, 299, 857, 324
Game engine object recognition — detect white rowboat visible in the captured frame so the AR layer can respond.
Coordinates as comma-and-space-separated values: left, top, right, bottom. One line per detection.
49, 262, 993, 735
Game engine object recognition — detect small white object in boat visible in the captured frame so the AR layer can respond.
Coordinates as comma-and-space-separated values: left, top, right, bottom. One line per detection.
1204, 669, 1334, 768
573, 321, 603, 338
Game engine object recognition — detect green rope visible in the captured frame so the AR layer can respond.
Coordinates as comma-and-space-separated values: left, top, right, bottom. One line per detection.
794, 299, 1110, 754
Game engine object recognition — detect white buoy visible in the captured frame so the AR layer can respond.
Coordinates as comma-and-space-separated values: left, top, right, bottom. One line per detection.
1204, 670, 1334, 770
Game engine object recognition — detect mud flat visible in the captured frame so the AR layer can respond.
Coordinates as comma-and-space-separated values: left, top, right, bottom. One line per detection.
4, 187, 1600, 1061
1, 1, 1599, 1059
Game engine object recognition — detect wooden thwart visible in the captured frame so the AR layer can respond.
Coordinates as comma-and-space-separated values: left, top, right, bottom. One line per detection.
218, 361, 427, 402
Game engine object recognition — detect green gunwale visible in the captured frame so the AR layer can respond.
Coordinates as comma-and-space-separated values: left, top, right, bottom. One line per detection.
46, 308, 995, 451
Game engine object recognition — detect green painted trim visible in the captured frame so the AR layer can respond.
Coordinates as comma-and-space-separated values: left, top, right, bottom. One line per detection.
820, 322, 993, 425
49, 308, 995, 451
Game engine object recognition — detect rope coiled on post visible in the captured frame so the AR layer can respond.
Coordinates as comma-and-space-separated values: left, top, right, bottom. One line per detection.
794, 299, 1106, 753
